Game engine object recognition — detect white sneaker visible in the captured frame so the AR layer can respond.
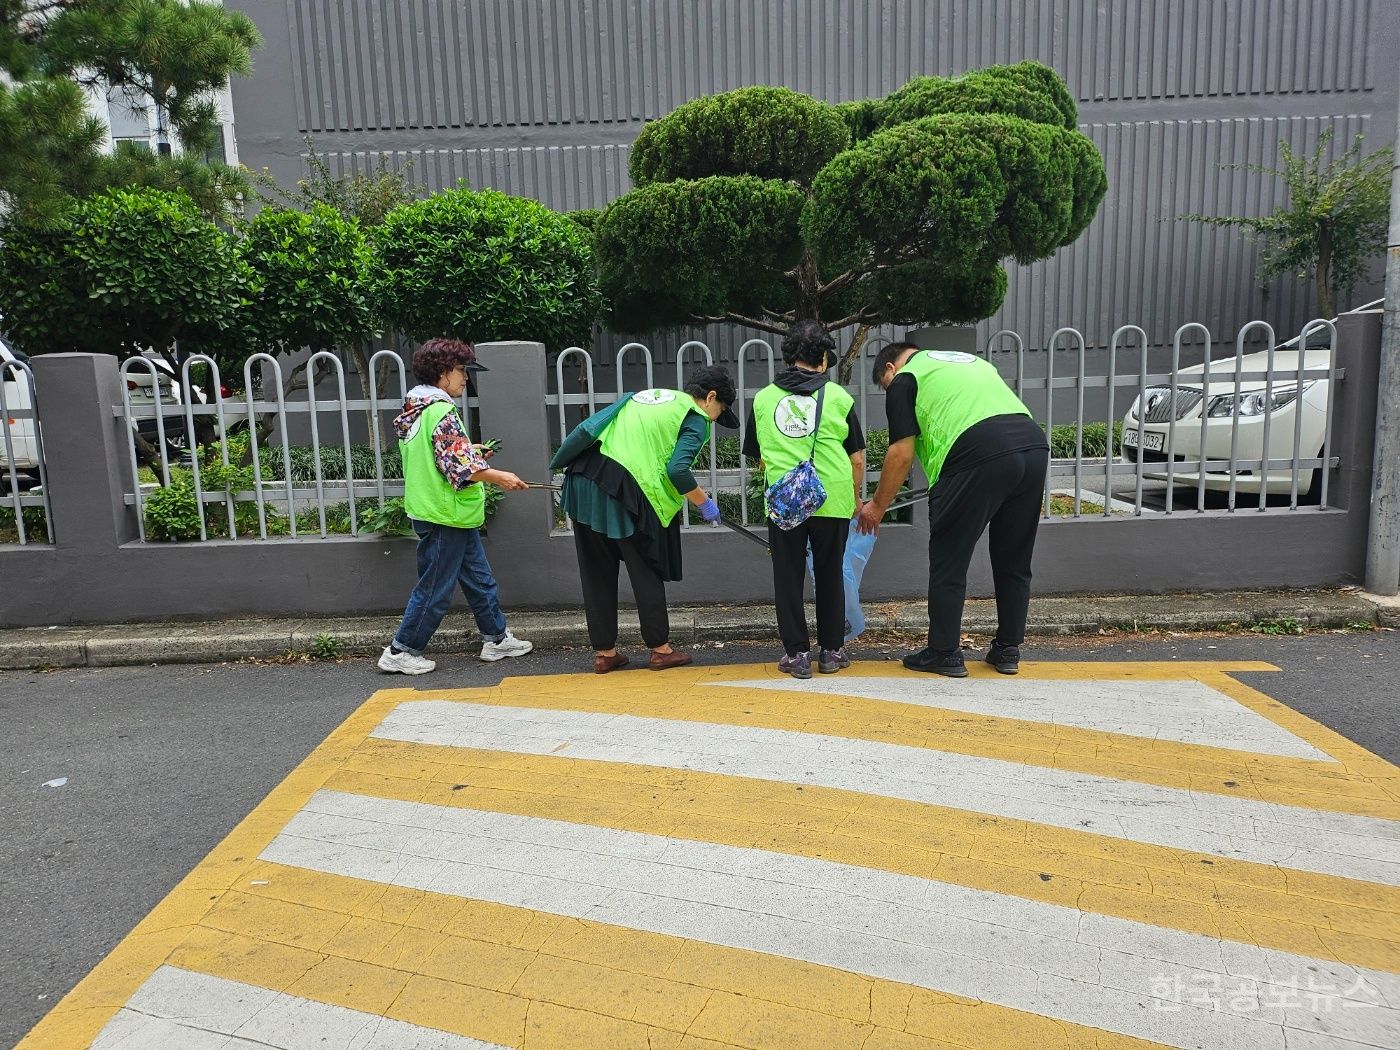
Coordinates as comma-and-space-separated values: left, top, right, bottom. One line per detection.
480, 631, 533, 662
378, 645, 435, 675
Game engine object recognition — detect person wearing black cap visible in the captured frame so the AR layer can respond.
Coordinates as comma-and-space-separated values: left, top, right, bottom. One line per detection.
551, 365, 740, 673
378, 337, 534, 675
744, 321, 865, 679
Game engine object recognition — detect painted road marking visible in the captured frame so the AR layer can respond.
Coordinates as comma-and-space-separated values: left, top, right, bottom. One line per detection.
151, 864, 1167, 1050
712, 675, 1332, 760
331, 737, 1400, 971
370, 700, 1400, 885
19, 661, 1400, 1050
262, 789, 1400, 1050
407, 668, 1400, 819
93, 965, 506, 1049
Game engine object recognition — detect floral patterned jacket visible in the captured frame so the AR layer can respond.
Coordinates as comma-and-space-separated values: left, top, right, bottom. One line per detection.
394, 386, 489, 489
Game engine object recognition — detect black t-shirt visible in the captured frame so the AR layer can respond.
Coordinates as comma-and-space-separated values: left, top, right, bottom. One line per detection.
885, 372, 1047, 480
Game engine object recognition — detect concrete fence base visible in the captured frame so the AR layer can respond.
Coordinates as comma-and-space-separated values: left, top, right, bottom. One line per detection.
0, 313, 1384, 629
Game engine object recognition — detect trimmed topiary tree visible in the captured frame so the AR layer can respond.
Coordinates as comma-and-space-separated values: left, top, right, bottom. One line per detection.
0, 186, 250, 360
594, 61, 1107, 373
370, 187, 601, 348
239, 203, 374, 355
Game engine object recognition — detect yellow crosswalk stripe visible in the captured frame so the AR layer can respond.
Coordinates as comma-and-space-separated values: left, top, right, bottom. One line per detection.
167, 860, 1170, 1050
331, 737, 1400, 973
390, 675, 1400, 819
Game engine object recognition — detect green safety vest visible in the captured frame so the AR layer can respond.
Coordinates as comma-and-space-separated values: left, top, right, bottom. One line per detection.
898, 350, 1031, 485
752, 381, 857, 519
598, 389, 709, 526
401, 399, 487, 529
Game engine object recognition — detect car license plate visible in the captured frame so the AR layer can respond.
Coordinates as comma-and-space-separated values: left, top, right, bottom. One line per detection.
1123, 429, 1165, 452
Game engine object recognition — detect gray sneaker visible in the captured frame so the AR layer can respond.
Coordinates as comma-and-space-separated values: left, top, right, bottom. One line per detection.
778, 651, 812, 680
818, 648, 850, 674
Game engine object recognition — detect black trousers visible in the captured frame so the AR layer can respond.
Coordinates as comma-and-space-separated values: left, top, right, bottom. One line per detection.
573, 522, 669, 651
768, 516, 849, 656
926, 447, 1050, 653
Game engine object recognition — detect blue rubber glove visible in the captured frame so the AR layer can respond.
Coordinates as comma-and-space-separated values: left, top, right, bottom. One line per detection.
697, 497, 721, 522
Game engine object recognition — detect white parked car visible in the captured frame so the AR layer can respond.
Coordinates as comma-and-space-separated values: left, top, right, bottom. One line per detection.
1119, 301, 1381, 501
125, 354, 221, 459
1, 336, 40, 486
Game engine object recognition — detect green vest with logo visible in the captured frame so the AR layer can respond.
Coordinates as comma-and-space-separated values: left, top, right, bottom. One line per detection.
598, 390, 709, 526
752, 381, 857, 519
401, 399, 487, 529
898, 350, 1031, 485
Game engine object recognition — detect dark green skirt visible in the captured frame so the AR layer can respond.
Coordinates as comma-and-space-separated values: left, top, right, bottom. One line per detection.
561, 449, 684, 581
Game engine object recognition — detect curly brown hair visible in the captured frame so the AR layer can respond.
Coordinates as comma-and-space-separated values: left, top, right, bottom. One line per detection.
412, 337, 478, 385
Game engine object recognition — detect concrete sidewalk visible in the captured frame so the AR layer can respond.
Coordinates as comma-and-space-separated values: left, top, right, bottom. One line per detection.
3, 589, 1397, 670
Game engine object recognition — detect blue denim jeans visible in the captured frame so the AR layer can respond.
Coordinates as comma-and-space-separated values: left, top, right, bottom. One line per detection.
392, 520, 508, 655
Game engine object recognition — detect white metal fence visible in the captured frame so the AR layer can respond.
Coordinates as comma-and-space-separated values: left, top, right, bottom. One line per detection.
118, 351, 478, 542
1, 356, 54, 545
107, 308, 1360, 544
549, 310, 1361, 529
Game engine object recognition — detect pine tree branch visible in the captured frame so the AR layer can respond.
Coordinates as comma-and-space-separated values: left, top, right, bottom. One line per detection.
690, 312, 791, 335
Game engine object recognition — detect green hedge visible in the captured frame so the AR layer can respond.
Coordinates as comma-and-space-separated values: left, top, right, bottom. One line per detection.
260, 444, 403, 483
0, 503, 47, 542
1046, 421, 1122, 459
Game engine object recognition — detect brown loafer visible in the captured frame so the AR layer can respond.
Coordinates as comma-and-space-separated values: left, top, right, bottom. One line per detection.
593, 653, 630, 674
648, 649, 693, 671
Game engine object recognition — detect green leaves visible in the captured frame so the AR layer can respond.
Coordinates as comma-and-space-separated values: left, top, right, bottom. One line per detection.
0, 186, 249, 358
596, 176, 805, 332
594, 61, 1105, 334
239, 204, 373, 354
629, 87, 849, 188
0, 0, 260, 224
369, 187, 601, 349
878, 62, 1079, 132
1181, 129, 1392, 317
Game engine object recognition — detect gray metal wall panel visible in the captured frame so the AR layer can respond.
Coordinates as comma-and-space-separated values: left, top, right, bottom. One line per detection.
982, 112, 1378, 351
228, 0, 1398, 358
281, 0, 1379, 133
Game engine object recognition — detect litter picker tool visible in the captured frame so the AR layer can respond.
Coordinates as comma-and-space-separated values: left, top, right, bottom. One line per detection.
711, 516, 771, 551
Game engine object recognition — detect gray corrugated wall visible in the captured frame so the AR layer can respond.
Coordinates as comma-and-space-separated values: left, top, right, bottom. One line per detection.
228, 0, 1398, 355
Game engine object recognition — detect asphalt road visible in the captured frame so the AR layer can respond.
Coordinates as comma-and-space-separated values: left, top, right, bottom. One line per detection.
2, 628, 1396, 1047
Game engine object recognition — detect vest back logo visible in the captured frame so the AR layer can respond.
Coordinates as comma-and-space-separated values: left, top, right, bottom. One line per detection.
632, 389, 677, 405
924, 350, 977, 364
773, 394, 818, 438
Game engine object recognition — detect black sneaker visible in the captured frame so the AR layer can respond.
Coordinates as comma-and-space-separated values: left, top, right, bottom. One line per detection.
985, 641, 1021, 675
902, 648, 968, 677
818, 648, 850, 674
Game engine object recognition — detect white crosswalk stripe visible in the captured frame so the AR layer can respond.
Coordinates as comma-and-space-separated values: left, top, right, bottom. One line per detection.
260, 790, 1400, 1050
91, 965, 507, 1050
371, 700, 1400, 885
712, 675, 1332, 759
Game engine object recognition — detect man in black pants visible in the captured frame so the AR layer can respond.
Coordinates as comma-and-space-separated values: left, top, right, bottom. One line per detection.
856, 342, 1049, 677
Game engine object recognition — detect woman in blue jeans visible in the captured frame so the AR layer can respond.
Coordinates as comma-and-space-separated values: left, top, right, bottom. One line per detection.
378, 338, 533, 675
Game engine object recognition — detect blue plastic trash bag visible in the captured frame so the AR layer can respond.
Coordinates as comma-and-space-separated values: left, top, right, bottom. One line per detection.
806, 519, 877, 643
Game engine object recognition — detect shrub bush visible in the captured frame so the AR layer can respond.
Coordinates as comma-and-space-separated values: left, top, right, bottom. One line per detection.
0, 187, 251, 359
0, 503, 49, 542
371, 187, 600, 348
